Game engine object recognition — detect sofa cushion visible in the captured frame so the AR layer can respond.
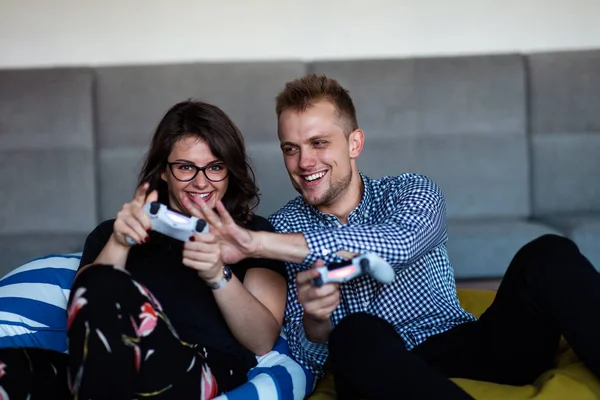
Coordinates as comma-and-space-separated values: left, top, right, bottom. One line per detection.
528, 50, 600, 135
0, 254, 80, 353
0, 234, 87, 278
357, 136, 530, 219
0, 68, 97, 238
531, 134, 600, 216
446, 220, 564, 279
528, 50, 600, 216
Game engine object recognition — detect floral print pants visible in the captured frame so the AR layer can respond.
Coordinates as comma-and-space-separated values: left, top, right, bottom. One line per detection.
67, 265, 248, 400
0, 347, 69, 399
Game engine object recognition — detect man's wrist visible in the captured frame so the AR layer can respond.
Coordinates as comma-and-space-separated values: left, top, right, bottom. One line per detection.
255, 231, 311, 264
302, 313, 333, 344
250, 231, 267, 258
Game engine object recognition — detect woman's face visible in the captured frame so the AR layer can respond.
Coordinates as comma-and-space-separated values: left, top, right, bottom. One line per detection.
161, 136, 229, 215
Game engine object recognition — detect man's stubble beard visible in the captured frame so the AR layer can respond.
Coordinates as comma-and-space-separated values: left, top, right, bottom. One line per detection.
298, 169, 353, 207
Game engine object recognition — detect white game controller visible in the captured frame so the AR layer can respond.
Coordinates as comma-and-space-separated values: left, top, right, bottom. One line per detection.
311, 253, 395, 287
125, 201, 209, 245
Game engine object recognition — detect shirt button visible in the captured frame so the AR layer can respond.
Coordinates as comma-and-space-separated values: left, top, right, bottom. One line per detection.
362, 301, 369, 307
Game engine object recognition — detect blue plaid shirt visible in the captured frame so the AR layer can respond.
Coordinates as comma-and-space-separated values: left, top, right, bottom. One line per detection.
268, 172, 476, 376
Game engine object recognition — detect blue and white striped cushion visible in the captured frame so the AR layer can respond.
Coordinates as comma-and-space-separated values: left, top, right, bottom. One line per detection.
0, 253, 81, 353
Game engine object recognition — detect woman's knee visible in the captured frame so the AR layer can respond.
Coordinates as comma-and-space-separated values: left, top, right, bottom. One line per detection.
72, 264, 130, 290
69, 264, 135, 307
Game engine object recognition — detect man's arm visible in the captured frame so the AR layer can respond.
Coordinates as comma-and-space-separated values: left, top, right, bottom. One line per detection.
252, 231, 311, 264
267, 174, 448, 270
185, 174, 445, 270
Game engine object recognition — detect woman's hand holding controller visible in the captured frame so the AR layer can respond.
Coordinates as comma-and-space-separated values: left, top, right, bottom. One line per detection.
183, 233, 225, 284
112, 183, 158, 247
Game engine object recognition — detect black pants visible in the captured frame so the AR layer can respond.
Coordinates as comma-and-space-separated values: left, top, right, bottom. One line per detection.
328, 234, 600, 399
67, 265, 249, 399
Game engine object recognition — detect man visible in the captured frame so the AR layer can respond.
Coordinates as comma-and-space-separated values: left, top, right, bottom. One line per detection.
182, 74, 600, 399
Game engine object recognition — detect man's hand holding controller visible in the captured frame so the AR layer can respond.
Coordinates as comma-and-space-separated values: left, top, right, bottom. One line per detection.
297, 253, 395, 343
312, 253, 395, 287
296, 261, 341, 344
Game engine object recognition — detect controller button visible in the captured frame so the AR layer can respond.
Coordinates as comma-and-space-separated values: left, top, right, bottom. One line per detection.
149, 202, 160, 215
195, 219, 207, 232
359, 258, 370, 272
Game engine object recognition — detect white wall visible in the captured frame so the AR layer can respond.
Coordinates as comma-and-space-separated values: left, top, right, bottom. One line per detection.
1, 0, 599, 68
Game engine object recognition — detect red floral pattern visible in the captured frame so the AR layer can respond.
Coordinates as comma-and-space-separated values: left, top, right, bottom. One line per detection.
67, 287, 87, 329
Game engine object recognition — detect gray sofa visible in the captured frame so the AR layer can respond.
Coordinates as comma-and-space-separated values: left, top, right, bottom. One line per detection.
1, 49, 599, 279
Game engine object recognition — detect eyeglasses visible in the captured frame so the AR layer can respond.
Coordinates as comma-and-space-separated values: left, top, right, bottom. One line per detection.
167, 161, 229, 182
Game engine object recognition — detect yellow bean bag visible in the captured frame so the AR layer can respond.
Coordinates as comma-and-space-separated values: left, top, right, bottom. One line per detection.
308, 288, 600, 399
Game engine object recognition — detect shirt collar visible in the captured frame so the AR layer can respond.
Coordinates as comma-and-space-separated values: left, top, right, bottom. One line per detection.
348, 172, 372, 223
306, 171, 372, 224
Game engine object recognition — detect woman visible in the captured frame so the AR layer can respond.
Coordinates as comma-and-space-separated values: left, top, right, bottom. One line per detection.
68, 100, 287, 399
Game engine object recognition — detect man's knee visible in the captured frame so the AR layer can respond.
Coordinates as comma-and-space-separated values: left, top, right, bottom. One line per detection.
517, 234, 580, 265
328, 313, 419, 384
526, 234, 578, 254
517, 234, 593, 277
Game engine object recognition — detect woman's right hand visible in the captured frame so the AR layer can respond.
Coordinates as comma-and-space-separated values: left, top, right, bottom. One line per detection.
111, 183, 158, 247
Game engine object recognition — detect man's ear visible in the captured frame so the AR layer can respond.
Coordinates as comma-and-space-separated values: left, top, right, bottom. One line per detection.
348, 129, 365, 159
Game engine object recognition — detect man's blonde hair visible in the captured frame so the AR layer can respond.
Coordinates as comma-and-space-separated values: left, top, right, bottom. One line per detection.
275, 74, 359, 134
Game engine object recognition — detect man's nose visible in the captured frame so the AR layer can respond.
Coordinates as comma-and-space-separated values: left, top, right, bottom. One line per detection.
298, 149, 317, 170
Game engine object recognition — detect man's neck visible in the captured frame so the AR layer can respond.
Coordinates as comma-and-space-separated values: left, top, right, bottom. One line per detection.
317, 171, 364, 224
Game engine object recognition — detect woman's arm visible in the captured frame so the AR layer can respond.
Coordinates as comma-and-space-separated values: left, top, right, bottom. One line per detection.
211, 268, 287, 355
88, 234, 131, 269
79, 183, 158, 274
183, 228, 287, 355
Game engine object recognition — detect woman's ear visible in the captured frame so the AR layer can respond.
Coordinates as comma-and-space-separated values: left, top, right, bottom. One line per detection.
160, 171, 167, 182
348, 129, 365, 159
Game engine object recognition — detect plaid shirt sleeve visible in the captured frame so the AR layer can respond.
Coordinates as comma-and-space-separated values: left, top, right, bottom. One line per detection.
283, 261, 329, 376
269, 213, 329, 376
303, 174, 448, 269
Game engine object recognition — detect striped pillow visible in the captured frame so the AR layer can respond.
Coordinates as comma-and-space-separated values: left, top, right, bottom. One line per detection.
0, 254, 80, 353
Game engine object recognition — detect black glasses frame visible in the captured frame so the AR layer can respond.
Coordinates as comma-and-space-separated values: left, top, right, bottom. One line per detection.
166, 162, 229, 183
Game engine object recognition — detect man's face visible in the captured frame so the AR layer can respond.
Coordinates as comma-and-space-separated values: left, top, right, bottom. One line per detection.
278, 101, 355, 208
